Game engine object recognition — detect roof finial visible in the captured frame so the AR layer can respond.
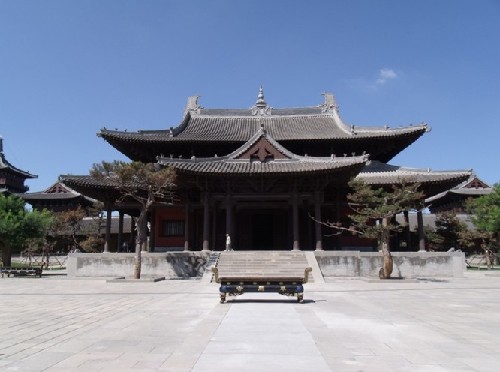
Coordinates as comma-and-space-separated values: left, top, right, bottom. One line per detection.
0, 135, 3, 153
321, 92, 337, 114
255, 85, 267, 108
252, 86, 271, 116
184, 95, 202, 115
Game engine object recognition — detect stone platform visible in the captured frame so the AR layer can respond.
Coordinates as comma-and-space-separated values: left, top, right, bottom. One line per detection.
66, 251, 466, 280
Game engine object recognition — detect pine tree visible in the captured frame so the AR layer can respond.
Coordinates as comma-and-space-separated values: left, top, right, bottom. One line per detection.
91, 161, 175, 278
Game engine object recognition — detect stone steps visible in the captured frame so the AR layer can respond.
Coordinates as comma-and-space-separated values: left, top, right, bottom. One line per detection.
201, 252, 221, 283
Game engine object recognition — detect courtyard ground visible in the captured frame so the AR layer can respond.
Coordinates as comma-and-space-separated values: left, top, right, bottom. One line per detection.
1, 271, 499, 371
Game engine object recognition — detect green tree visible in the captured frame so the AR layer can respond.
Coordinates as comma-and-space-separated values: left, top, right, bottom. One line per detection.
348, 180, 424, 278
467, 183, 500, 240
466, 183, 500, 267
425, 212, 486, 254
432, 212, 468, 251
49, 205, 105, 253
0, 194, 52, 267
320, 180, 424, 279
91, 161, 175, 279
424, 225, 444, 251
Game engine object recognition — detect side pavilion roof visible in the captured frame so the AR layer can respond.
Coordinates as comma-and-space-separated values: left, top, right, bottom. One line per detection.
98, 91, 428, 163
0, 151, 37, 179
21, 181, 97, 203
356, 161, 472, 196
1, 137, 37, 193
425, 176, 493, 212
58, 175, 131, 202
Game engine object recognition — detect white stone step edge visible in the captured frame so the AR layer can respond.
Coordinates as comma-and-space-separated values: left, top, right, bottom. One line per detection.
305, 251, 325, 284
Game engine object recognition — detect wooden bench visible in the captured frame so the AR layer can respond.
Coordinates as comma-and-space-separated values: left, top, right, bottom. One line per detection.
1, 267, 43, 278
212, 251, 312, 303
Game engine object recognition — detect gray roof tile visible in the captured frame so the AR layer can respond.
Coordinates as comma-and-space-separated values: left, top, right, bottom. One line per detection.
158, 128, 369, 175
357, 161, 472, 185
0, 152, 37, 178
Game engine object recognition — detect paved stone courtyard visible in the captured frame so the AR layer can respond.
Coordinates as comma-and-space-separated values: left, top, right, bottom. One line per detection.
1, 271, 499, 371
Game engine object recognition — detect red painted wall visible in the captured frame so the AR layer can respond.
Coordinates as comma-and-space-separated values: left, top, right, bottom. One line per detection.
155, 206, 185, 248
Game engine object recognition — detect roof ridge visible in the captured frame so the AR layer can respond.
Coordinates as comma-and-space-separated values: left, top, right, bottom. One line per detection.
0, 152, 37, 178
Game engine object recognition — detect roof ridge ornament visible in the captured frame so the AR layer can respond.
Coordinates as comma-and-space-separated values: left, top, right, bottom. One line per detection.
252, 86, 272, 116
321, 92, 338, 114
184, 96, 202, 115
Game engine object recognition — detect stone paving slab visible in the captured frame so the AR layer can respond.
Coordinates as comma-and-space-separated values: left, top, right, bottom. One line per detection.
0, 271, 499, 371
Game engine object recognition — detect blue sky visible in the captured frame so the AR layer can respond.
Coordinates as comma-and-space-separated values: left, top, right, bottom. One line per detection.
1, 0, 499, 193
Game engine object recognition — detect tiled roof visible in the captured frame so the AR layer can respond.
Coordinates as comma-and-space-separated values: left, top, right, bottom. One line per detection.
0, 152, 37, 178
59, 175, 124, 189
159, 158, 367, 175
356, 161, 472, 185
99, 92, 428, 143
58, 175, 175, 202
426, 176, 493, 204
97, 93, 429, 164
57, 175, 128, 202
22, 193, 84, 201
100, 113, 427, 143
21, 182, 97, 203
157, 128, 369, 176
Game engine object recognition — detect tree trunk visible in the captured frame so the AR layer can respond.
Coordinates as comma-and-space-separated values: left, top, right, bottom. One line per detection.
379, 217, 393, 279
1, 241, 12, 267
45, 245, 51, 270
133, 212, 148, 279
134, 239, 142, 279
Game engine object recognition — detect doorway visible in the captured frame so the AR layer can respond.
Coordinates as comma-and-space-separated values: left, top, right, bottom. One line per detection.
252, 214, 274, 250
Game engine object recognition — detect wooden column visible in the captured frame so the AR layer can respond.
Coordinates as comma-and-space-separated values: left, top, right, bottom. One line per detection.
335, 191, 341, 250
314, 190, 323, 251
130, 217, 136, 252
403, 210, 411, 250
417, 210, 426, 252
103, 202, 113, 253
202, 193, 210, 251
225, 193, 233, 250
149, 210, 155, 252
292, 184, 300, 251
211, 203, 217, 250
184, 202, 190, 251
118, 211, 124, 251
